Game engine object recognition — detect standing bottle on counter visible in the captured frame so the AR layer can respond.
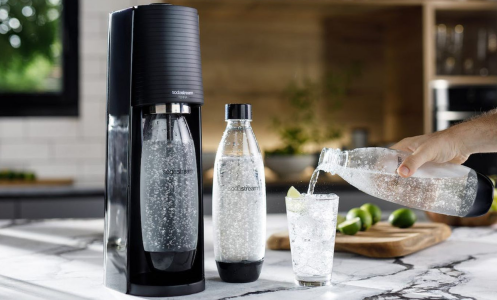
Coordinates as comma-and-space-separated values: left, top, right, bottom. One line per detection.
213, 104, 266, 283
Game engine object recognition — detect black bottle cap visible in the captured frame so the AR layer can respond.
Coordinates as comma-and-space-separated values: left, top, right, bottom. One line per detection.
225, 104, 252, 120
464, 172, 494, 217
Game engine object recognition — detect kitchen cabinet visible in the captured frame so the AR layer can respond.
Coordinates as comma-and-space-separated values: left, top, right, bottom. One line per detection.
423, 1, 497, 133
0, 187, 103, 219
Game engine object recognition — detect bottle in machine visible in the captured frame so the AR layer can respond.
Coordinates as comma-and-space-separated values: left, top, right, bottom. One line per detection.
140, 105, 199, 272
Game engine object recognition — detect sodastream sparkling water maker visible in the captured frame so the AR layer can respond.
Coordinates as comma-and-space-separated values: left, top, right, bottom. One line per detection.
104, 4, 205, 297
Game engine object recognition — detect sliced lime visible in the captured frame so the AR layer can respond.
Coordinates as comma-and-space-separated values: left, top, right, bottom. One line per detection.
338, 217, 361, 235
347, 208, 372, 231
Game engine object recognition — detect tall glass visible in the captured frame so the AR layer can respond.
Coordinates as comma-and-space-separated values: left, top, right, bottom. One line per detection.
285, 194, 339, 287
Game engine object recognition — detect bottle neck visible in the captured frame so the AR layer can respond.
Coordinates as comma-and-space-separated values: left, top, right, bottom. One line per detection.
226, 119, 252, 128
143, 113, 191, 143
317, 148, 348, 175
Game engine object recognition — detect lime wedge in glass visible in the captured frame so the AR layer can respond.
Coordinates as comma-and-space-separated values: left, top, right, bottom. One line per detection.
287, 186, 302, 198
286, 186, 306, 213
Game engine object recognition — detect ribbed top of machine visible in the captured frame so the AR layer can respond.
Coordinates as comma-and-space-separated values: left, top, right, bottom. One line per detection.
132, 4, 204, 106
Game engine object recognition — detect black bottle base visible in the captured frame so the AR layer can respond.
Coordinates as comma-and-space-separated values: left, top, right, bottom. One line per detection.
147, 250, 196, 272
216, 259, 263, 283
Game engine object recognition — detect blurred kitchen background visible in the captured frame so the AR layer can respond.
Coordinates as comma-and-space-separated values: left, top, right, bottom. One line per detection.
0, 0, 496, 219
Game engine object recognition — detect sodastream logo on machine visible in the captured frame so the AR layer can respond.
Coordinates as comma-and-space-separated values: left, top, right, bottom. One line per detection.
172, 91, 194, 95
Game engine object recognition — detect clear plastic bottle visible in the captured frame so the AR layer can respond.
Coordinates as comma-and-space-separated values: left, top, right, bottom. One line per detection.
313, 147, 492, 217
213, 104, 266, 283
140, 111, 198, 272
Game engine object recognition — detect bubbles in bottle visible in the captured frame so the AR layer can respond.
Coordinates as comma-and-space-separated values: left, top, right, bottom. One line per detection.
140, 140, 198, 252
213, 155, 266, 262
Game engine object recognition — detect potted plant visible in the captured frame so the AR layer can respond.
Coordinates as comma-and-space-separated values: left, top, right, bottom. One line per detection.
265, 66, 360, 180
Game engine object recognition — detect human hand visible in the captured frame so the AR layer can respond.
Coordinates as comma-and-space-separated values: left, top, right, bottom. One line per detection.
390, 130, 471, 178
391, 109, 497, 177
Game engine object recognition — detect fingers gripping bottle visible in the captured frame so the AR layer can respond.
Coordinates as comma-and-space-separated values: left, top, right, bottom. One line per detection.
213, 104, 266, 283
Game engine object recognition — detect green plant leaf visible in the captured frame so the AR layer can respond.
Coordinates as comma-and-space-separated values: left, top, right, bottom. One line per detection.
268, 64, 361, 155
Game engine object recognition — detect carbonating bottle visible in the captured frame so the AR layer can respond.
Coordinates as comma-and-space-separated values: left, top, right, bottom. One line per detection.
312, 147, 493, 217
213, 104, 266, 283
140, 112, 198, 272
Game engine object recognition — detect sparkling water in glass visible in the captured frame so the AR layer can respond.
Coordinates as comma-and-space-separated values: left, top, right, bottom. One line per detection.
285, 193, 339, 286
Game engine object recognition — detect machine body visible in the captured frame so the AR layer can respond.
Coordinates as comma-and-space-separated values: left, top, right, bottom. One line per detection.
104, 4, 205, 297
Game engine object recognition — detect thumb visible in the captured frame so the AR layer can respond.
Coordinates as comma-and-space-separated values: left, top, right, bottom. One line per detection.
397, 146, 434, 178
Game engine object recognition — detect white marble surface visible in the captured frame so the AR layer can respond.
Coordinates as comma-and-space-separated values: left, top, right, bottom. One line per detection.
0, 215, 496, 300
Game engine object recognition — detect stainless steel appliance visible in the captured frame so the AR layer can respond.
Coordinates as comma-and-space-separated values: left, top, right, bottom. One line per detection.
433, 83, 497, 174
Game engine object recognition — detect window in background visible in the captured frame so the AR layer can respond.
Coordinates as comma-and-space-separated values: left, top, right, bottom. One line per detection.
0, 0, 78, 116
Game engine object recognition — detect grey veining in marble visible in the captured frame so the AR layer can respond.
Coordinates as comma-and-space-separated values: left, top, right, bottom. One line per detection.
0, 215, 495, 300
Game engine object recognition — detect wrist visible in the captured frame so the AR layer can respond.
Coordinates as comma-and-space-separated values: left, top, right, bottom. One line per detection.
477, 112, 497, 153
449, 119, 488, 155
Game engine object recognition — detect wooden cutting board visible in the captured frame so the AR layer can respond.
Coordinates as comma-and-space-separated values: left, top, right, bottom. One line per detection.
267, 222, 451, 258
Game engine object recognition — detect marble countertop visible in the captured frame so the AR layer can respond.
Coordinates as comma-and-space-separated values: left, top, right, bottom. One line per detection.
0, 215, 496, 300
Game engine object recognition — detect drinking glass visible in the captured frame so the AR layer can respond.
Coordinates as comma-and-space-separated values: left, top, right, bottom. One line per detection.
285, 193, 339, 287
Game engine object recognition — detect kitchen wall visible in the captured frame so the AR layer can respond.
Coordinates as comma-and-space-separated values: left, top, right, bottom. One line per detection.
0, 0, 330, 187
190, 3, 424, 152
198, 10, 325, 152
0, 1, 425, 187
0, 0, 153, 187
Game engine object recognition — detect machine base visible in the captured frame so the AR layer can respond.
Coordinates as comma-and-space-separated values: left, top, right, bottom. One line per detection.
128, 278, 205, 297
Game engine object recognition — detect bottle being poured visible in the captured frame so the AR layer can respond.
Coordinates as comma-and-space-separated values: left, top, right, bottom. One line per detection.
309, 147, 494, 217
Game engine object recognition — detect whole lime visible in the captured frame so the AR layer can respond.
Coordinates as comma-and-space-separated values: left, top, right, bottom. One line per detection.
346, 208, 372, 231
338, 217, 361, 235
360, 203, 382, 225
389, 208, 417, 228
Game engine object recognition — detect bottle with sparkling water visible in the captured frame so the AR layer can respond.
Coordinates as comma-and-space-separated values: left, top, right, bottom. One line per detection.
213, 104, 266, 283
140, 112, 198, 272
312, 147, 493, 217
